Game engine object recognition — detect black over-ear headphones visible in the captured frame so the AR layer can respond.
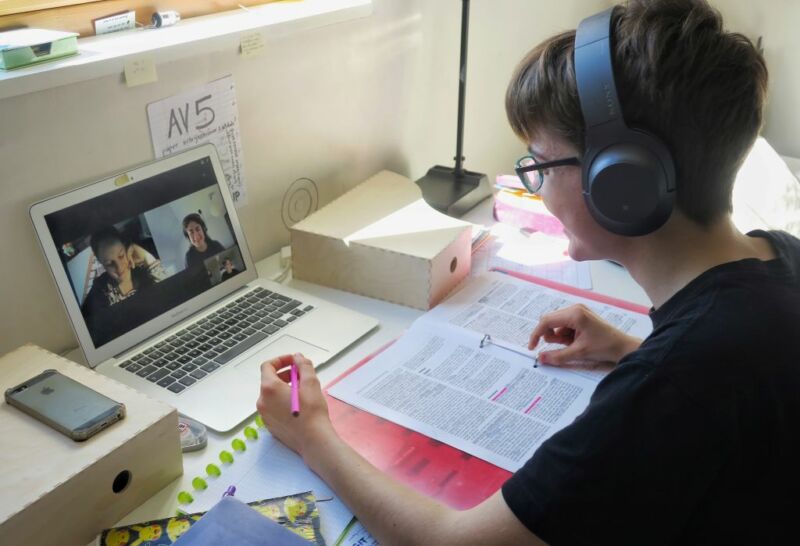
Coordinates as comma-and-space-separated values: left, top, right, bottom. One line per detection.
574, 8, 675, 236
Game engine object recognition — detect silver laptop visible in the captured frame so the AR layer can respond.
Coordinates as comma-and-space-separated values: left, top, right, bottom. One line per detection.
30, 144, 378, 431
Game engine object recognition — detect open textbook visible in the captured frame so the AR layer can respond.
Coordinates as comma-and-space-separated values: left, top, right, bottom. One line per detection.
328, 271, 652, 472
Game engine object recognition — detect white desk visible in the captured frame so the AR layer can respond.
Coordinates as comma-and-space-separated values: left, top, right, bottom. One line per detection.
106, 197, 651, 537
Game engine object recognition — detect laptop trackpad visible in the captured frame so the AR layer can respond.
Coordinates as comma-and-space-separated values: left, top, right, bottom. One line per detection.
236, 335, 331, 369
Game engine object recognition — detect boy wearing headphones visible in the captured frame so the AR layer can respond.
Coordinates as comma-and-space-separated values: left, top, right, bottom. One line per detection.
256, 0, 799, 543
182, 213, 225, 269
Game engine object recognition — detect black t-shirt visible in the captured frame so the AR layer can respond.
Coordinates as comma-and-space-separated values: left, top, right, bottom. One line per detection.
185, 239, 225, 269
502, 230, 800, 545
220, 268, 239, 281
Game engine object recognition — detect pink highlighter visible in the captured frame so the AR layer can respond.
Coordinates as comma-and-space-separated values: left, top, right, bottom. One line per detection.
290, 359, 300, 417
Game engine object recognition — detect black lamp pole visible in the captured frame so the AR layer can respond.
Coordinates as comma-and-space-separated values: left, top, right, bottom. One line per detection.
415, 0, 491, 217
454, 0, 470, 177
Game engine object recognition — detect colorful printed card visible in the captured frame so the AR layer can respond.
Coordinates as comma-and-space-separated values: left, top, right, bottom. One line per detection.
97, 491, 324, 546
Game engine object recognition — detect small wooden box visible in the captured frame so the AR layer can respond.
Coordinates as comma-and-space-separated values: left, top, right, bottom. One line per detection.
0, 344, 183, 546
290, 170, 472, 309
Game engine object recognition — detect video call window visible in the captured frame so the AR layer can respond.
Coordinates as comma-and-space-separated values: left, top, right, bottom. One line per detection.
45, 158, 246, 348
206, 247, 245, 287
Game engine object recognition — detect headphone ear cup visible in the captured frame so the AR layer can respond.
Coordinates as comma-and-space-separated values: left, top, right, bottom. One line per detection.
574, 9, 677, 237
583, 141, 674, 236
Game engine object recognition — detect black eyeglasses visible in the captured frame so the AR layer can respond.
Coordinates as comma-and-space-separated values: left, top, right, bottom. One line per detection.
515, 154, 581, 194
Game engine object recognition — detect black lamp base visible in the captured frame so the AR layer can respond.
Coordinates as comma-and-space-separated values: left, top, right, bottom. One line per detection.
415, 165, 492, 218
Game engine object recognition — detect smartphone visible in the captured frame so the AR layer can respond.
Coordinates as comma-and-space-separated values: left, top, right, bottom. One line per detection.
5, 369, 125, 441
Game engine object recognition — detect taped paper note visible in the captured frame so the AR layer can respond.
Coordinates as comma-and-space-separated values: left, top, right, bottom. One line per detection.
95, 10, 136, 35
124, 55, 157, 87
147, 75, 247, 206
240, 31, 266, 58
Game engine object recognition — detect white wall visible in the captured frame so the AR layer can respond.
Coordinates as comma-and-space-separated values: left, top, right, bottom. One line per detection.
0, 0, 607, 356
711, 0, 800, 158
3, 0, 792, 357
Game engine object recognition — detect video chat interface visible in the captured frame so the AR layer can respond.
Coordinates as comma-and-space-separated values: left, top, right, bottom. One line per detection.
45, 157, 246, 348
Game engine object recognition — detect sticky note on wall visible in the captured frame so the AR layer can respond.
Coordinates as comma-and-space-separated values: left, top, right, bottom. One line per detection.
124, 55, 157, 87
240, 31, 266, 58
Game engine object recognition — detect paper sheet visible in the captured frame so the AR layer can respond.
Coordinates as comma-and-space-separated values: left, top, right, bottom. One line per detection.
185, 430, 352, 545
147, 75, 247, 206
328, 272, 652, 472
471, 224, 592, 289
334, 518, 378, 546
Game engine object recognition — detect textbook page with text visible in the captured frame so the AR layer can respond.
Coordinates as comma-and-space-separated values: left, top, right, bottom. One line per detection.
328, 271, 652, 472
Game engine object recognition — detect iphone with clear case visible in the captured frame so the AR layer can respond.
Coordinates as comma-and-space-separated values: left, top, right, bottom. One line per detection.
5, 369, 125, 441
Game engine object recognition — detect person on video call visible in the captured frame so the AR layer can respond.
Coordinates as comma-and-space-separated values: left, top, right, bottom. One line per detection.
82, 225, 167, 313
182, 213, 225, 269
254, 0, 800, 544
220, 257, 240, 281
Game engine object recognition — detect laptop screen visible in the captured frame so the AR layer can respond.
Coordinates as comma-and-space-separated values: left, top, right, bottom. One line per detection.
43, 156, 247, 348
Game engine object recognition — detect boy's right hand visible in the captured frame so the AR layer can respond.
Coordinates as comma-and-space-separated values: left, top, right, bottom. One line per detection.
257, 353, 334, 459
529, 304, 642, 366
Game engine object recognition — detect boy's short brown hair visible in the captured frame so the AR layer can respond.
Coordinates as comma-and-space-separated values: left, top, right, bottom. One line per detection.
506, 0, 768, 226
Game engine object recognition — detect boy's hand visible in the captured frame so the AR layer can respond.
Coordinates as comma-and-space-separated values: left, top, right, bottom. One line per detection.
257, 353, 334, 458
529, 304, 642, 366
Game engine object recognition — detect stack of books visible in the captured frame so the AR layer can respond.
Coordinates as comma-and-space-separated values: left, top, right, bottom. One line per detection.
492, 175, 565, 237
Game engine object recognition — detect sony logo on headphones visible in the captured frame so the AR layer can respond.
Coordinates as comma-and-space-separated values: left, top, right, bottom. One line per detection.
603, 82, 616, 118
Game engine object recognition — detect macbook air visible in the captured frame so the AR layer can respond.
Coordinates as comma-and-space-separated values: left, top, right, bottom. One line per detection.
30, 144, 378, 431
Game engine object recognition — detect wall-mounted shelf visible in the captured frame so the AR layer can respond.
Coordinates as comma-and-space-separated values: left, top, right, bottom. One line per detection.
0, 0, 372, 101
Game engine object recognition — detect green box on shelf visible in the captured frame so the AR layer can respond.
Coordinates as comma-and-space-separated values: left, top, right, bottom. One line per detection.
0, 29, 78, 70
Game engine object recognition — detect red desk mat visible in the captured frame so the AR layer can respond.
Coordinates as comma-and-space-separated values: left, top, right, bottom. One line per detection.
325, 342, 511, 510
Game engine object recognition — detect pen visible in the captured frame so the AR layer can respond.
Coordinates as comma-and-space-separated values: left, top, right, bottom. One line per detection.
290, 360, 300, 417
221, 485, 236, 498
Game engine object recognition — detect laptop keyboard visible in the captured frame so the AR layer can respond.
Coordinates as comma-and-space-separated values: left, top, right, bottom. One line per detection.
117, 287, 314, 394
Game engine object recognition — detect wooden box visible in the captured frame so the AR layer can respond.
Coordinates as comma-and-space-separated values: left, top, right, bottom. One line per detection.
0, 344, 183, 546
290, 170, 472, 310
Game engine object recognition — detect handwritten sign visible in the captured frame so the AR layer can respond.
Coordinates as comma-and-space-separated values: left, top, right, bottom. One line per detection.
146, 75, 247, 206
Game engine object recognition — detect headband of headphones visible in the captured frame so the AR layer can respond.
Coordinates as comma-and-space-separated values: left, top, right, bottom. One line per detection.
574, 9, 625, 134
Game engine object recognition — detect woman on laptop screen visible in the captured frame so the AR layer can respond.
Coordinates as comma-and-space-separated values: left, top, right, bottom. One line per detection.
81, 225, 167, 313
